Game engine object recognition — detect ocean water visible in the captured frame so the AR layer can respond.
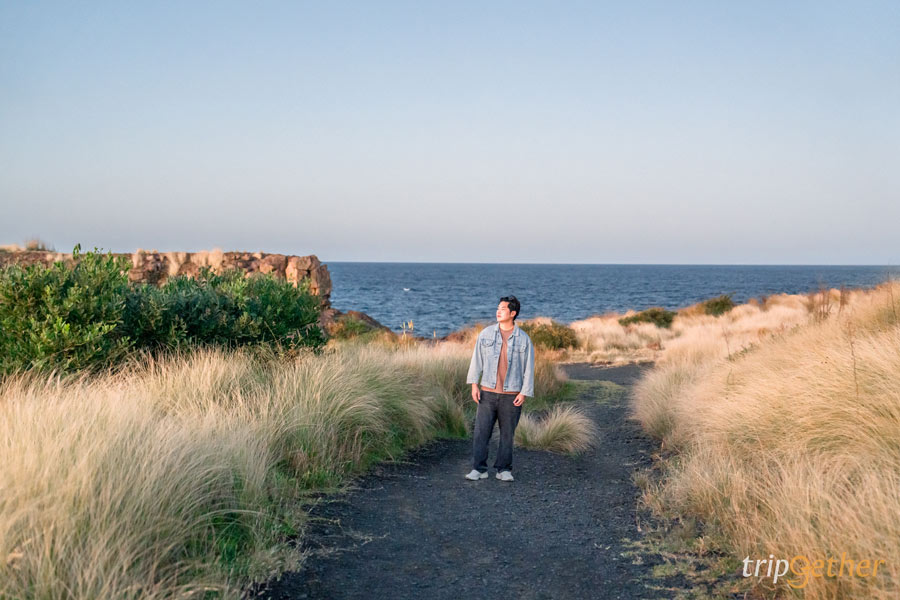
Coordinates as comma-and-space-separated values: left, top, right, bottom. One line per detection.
326, 263, 900, 337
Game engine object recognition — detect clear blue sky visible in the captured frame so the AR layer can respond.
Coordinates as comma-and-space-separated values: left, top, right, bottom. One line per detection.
2, 1, 898, 264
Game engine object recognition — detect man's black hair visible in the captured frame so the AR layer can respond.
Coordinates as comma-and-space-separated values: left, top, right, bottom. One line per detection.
500, 296, 520, 320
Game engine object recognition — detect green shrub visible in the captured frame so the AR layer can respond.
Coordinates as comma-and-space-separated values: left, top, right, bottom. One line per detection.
703, 294, 735, 316
519, 320, 579, 350
223, 270, 326, 349
0, 247, 326, 375
0, 245, 132, 374
122, 268, 326, 350
619, 307, 676, 329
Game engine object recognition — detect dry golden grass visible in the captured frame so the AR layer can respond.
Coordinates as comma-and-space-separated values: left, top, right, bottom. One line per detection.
0, 345, 472, 599
631, 282, 900, 598
568, 313, 675, 364
515, 405, 598, 454
0, 340, 569, 599
565, 290, 845, 367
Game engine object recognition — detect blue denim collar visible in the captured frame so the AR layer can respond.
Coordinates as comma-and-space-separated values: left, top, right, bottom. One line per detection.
489, 322, 519, 340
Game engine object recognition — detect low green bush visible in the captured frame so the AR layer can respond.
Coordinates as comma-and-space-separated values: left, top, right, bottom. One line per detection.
0, 246, 326, 375
0, 245, 132, 374
702, 294, 735, 316
619, 307, 676, 329
519, 320, 579, 350
124, 269, 325, 350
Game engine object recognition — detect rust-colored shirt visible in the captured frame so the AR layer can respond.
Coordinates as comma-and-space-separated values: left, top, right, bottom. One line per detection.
480, 326, 520, 394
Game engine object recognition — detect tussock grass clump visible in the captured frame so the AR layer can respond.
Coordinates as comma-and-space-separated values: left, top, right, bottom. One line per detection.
515, 405, 597, 454
630, 361, 709, 445
631, 281, 900, 599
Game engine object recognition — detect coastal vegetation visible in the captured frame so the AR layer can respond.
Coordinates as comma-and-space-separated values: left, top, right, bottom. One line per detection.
515, 404, 597, 454
0, 249, 581, 599
631, 282, 900, 598
519, 318, 580, 350
700, 293, 735, 316
10, 247, 894, 598
0, 339, 577, 599
566, 292, 818, 365
0, 246, 325, 375
325, 313, 373, 340
618, 306, 677, 329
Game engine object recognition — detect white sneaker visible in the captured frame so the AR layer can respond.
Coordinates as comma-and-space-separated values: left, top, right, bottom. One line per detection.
465, 469, 488, 480
496, 471, 514, 482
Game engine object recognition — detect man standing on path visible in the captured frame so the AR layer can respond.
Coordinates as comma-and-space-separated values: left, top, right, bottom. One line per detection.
465, 296, 535, 482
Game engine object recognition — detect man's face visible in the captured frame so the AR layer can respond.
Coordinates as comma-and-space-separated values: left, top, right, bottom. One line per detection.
496, 301, 516, 322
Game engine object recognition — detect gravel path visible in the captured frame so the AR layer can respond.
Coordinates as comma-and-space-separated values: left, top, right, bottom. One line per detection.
255, 363, 679, 600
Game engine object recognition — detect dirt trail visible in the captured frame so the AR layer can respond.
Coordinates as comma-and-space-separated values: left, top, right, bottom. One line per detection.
256, 363, 692, 600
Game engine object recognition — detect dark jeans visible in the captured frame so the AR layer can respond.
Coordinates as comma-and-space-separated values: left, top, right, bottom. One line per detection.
472, 390, 522, 473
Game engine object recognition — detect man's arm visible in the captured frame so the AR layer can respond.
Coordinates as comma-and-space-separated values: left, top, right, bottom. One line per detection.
466, 336, 483, 387
466, 336, 484, 403
521, 338, 535, 398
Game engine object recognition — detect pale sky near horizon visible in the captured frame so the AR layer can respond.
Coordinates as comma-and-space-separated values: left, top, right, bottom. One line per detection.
2, 1, 898, 264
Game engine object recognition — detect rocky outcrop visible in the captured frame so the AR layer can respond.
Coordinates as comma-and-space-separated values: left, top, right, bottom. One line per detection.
0, 249, 332, 302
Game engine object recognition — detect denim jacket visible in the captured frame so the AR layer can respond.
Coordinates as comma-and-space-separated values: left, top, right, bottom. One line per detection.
466, 323, 536, 397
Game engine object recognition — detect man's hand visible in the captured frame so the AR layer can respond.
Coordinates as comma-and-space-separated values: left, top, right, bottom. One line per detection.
514, 393, 525, 407
471, 384, 481, 403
